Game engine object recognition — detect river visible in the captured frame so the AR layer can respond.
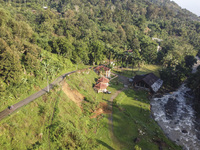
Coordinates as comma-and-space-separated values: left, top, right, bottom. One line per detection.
151, 57, 200, 150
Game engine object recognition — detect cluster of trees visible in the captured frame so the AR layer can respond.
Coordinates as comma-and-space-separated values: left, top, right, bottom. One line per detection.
160, 55, 197, 89
187, 66, 200, 110
0, 0, 200, 91
158, 41, 197, 88
0, 0, 199, 91
0, 8, 40, 86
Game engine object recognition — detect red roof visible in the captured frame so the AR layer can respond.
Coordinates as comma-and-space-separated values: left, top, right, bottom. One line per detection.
97, 77, 109, 83
94, 82, 108, 90
95, 65, 110, 72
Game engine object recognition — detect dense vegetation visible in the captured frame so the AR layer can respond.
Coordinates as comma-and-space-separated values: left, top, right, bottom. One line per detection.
0, 71, 101, 149
0, 0, 200, 94
187, 66, 200, 111
1, 0, 200, 149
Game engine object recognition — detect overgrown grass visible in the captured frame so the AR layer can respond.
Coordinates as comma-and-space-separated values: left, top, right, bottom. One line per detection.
113, 64, 162, 78
0, 70, 124, 150
0, 85, 98, 149
113, 89, 182, 150
65, 70, 124, 150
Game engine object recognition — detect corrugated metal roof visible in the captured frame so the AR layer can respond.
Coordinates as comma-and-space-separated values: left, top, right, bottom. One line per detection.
132, 73, 163, 92
142, 73, 159, 87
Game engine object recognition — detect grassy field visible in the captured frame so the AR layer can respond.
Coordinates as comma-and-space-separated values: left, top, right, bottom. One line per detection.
113, 64, 162, 78
0, 70, 123, 149
0, 69, 181, 150
64, 70, 124, 150
112, 89, 182, 150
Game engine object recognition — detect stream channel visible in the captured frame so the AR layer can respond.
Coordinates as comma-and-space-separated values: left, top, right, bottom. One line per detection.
151, 57, 200, 150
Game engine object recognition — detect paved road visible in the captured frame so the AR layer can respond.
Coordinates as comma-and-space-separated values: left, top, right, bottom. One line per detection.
0, 70, 77, 121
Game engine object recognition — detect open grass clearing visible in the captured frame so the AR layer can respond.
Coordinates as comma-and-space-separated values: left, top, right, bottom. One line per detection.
112, 89, 182, 150
113, 64, 162, 78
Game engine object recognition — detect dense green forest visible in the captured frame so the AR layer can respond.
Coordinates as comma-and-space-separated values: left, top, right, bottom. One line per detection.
1, 0, 200, 149
0, 0, 200, 106
0, 0, 200, 91
0, 0, 200, 90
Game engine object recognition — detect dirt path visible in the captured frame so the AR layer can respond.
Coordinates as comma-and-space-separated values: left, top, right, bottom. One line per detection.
108, 88, 127, 149
108, 75, 128, 148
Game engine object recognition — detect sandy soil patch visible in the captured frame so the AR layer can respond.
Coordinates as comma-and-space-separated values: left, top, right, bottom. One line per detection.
61, 81, 84, 107
90, 102, 112, 118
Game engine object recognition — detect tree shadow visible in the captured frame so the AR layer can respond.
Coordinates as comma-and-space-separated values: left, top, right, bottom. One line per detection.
96, 139, 115, 150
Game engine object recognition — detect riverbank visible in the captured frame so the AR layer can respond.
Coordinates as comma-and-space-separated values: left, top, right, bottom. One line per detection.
151, 84, 200, 150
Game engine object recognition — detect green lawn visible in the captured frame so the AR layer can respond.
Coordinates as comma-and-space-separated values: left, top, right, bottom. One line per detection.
112, 89, 182, 150
113, 64, 162, 78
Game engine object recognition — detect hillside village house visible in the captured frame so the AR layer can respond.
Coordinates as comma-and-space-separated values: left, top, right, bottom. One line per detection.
94, 82, 108, 93
131, 73, 163, 93
97, 77, 109, 86
94, 76, 110, 93
94, 65, 111, 78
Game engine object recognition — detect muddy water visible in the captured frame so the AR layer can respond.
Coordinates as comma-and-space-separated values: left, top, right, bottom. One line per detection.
151, 57, 200, 150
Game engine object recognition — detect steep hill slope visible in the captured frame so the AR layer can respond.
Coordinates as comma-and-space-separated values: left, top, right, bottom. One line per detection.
148, 0, 200, 21
1, 0, 200, 98
0, 70, 99, 149
0, 70, 182, 149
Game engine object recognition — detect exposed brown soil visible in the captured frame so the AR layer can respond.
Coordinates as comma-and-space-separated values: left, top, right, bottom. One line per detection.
90, 102, 112, 118
61, 81, 84, 107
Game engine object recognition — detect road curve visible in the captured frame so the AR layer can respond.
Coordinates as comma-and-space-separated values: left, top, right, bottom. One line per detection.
0, 70, 82, 121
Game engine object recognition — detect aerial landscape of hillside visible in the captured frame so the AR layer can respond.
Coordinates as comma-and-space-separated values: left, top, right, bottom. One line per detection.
0, 0, 200, 149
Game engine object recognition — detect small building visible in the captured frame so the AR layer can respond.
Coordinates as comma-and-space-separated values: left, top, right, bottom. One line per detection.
94, 82, 108, 93
94, 65, 111, 78
132, 73, 163, 93
97, 77, 109, 86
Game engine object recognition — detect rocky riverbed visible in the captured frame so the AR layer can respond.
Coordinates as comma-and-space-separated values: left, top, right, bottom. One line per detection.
151, 85, 200, 150
151, 56, 200, 150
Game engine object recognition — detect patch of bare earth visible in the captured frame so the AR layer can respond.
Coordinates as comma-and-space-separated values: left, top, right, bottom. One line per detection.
61, 81, 84, 107
90, 102, 112, 118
